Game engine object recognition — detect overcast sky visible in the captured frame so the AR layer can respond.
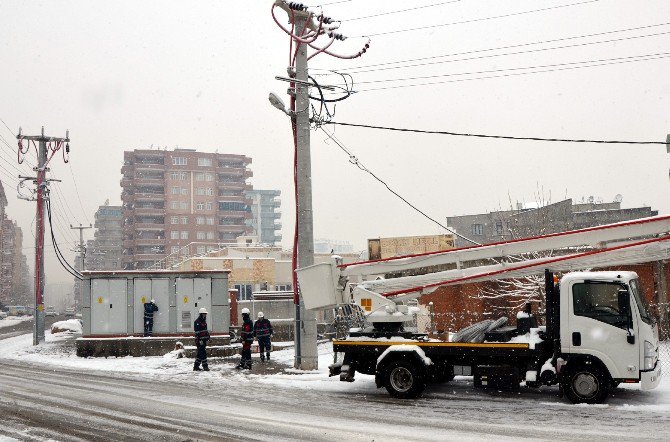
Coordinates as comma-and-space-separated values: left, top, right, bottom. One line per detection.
1, 0, 669, 285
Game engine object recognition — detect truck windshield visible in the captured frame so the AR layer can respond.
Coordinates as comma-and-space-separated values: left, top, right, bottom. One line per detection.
629, 279, 653, 325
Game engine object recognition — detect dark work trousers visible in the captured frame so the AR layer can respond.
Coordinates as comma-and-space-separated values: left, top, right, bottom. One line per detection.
195, 343, 208, 369
258, 336, 271, 360
143, 319, 153, 337
241, 342, 252, 367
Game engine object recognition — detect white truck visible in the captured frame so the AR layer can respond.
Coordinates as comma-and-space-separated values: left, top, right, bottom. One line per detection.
296, 216, 669, 403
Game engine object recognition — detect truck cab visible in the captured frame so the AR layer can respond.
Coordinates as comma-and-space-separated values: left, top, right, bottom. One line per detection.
558, 271, 661, 403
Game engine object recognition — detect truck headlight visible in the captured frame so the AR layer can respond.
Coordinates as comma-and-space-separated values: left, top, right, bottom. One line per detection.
644, 340, 657, 370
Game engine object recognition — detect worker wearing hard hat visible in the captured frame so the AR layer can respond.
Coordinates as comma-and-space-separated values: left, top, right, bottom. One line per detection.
254, 311, 273, 362
193, 307, 210, 371
236, 307, 254, 370
143, 299, 159, 337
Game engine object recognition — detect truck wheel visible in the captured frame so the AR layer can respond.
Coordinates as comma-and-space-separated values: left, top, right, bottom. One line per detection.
562, 364, 610, 404
383, 359, 426, 399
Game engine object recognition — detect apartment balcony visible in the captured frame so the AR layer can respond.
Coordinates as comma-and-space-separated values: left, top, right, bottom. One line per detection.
133, 207, 165, 216
134, 177, 164, 186
134, 162, 165, 171
269, 199, 281, 208
273, 221, 282, 229
121, 192, 135, 203
218, 210, 252, 219
134, 192, 165, 201
217, 225, 248, 234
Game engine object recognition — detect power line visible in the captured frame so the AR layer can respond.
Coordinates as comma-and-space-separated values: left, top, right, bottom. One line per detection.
319, 127, 481, 245
51, 183, 83, 226
343, 28, 670, 75
333, 22, 670, 72
354, 0, 600, 38
354, 51, 670, 85
46, 198, 82, 280
322, 121, 668, 146
353, 52, 670, 91
68, 163, 92, 224
343, 1, 461, 22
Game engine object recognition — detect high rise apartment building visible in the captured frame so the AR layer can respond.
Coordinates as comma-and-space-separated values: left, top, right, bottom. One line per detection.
121, 149, 253, 269
0, 181, 31, 306
246, 189, 282, 245
85, 201, 123, 271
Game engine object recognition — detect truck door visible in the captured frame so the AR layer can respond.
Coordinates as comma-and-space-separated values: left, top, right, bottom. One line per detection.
567, 280, 638, 380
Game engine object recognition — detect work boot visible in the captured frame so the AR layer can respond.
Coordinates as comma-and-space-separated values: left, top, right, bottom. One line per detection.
203, 365, 210, 372
260, 355, 265, 362
193, 364, 202, 371
266, 353, 270, 361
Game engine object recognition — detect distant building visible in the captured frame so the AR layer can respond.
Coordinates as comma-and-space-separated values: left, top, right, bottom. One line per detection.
367, 234, 454, 260
85, 201, 124, 271
446, 198, 658, 248
314, 238, 354, 255
246, 189, 282, 245
120, 148, 253, 270
0, 181, 31, 307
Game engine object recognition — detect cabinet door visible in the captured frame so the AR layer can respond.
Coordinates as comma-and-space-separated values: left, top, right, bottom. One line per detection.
176, 278, 194, 332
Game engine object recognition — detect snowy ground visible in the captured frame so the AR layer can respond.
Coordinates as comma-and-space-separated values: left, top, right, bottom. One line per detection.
0, 316, 32, 330
1, 332, 669, 440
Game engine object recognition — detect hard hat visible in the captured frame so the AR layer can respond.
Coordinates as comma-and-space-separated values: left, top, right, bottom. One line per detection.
199, 307, 208, 314
151, 299, 155, 303
257, 311, 264, 318
241, 307, 250, 315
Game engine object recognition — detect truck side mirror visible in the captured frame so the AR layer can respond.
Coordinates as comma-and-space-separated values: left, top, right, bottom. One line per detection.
618, 289, 635, 344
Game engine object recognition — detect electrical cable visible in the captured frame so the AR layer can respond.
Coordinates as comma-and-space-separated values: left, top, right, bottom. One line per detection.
355, 51, 670, 85
343, 1, 461, 22
46, 197, 82, 279
323, 121, 668, 145
68, 163, 92, 225
319, 127, 481, 245
51, 184, 83, 228
343, 28, 670, 74
336, 22, 670, 72
353, 52, 670, 91
354, 0, 600, 38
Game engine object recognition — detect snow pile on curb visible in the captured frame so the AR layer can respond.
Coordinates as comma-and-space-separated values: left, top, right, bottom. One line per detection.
51, 319, 83, 334
0, 315, 32, 330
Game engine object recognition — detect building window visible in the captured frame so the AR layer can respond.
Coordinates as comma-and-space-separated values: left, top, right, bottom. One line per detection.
196, 202, 205, 211
179, 202, 188, 210
171, 231, 179, 240
234, 284, 253, 301
180, 188, 187, 195
205, 173, 213, 181
196, 246, 206, 254
206, 232, 215, 240
198, 158, 212, 167
219, 201, 248, 211
172, 186, 180, 195
206, 217, 215, 225
171, 216, 179, 224
205, 202, 212, 210
180, 172, 188, 181
472, 224, 484, 236
181, 216, 188, 224
171, 246, 180, 254
206, 188, 213, 196
196, 188, 205, 196
195, 172, 205, 181
171, 172, 179, 180
496, 221, 503, 235
171, 202, 179, 209
181, 231, 188, 239
196, 217, 205, 225
196, 232, 206, 240
172, 157, 187, 166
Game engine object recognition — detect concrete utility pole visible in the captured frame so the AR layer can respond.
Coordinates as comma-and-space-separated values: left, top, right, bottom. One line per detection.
71, 223, 92, 310
16, 126, 70, 345
292, 10, 319, 371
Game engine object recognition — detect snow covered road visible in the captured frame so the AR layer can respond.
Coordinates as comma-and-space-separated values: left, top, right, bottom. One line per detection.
0, 335, 669, 441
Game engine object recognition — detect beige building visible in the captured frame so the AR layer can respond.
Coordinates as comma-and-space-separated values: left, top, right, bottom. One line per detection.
177, 245, 361, 301
121, 148, 253, 270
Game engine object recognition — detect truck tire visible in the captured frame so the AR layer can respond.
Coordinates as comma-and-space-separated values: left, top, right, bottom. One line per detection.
383, 359, 426, 399
562, 363, 611, 404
